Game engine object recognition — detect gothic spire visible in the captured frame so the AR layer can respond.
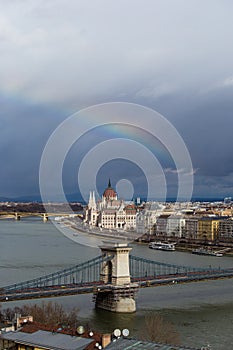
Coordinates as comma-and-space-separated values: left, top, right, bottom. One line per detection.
88, 191, 93, 207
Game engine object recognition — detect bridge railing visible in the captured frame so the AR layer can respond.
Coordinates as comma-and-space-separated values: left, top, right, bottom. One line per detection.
129, 255, 227, 279
1, 253, 232, 296
1, 254, 112, 293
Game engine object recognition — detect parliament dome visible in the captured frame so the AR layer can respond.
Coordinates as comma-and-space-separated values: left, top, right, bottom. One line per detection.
103, 179, 117, 200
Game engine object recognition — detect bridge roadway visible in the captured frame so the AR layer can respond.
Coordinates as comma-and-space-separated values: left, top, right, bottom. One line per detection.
0, 212, 81, 217
1, 268, 233, 303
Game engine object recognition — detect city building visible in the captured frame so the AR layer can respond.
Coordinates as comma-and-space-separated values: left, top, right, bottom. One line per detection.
0, 322, 111, 350
0, 323, 202, 350
155, 214, 170, 236
197, 217, 221, 241
219, 217, 233, 240
184, 217, 199, 240
84, 180, 137, 230
136, 202, 165, 235
155, 214, 185, 238
0, 330, 94, 350
166, 214, 185, 237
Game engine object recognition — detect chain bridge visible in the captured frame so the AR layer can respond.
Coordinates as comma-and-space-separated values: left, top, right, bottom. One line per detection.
1, 244, 233, 312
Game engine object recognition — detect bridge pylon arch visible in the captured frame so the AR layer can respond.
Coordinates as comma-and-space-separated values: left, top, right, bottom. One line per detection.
15, 212, 21, 220
94, 244, 139, 313
100, 244, 132, 285
43, 213, 48, 222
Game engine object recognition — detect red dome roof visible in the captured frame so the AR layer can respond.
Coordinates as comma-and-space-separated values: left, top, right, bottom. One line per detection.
103, 179, 117, 200
103, 187, 117, 199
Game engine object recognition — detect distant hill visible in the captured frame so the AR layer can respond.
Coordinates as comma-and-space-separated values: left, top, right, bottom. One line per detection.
0, 193, 226, 204
0, 193, 86, 204
0, 195, 42, 203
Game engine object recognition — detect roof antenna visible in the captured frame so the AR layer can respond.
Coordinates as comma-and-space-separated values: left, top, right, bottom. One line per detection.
108, 178, 111, 188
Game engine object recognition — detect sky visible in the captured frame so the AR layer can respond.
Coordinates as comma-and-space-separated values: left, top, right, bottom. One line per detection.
1, 0, 233, 202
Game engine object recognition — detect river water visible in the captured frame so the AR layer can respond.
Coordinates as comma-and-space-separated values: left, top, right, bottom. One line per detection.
0, 217, 233, 349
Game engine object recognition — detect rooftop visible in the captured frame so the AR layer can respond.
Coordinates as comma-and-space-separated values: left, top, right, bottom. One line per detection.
1, 330, 93, 350
104, 338, 201, 350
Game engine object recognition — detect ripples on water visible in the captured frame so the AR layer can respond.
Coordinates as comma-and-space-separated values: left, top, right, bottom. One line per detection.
0, 218, 233, 349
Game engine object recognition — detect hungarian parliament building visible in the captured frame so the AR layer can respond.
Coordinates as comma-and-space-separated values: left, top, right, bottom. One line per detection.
84, 180, 137, 230
84, 180, 233, 242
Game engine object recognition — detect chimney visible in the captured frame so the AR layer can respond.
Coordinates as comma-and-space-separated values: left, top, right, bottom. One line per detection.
101, 333, 111, 348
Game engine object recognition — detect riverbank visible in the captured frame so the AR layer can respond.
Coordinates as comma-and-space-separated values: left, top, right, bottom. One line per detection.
58, 218, 233, 257
137, 237, 233, 257
60, 218, 139, 244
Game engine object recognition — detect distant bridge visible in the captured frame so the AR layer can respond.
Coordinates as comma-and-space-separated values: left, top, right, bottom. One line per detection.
1, 251, 233, 305
0, 212, 83, 221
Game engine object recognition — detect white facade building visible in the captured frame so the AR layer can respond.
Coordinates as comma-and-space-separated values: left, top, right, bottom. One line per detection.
136, 202, 165, 234
156, 213, 185, 237
166, 215, 186, 237
84, 180, 137, 230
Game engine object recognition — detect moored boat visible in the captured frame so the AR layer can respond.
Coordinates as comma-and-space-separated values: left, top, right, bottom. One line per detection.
192, 248, 223, 257
149, 241, 176, 251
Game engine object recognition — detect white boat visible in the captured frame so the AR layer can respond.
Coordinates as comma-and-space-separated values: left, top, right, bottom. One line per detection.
149, 241, 176, 251
192, 248, 223, 257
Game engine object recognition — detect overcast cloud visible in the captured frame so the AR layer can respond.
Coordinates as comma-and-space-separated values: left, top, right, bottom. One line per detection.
0, 0, 233, 201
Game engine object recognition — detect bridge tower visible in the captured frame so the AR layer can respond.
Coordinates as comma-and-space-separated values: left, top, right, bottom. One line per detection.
94, 243, 139, 313
43, 213, 48, 222
15, 212, 21, 220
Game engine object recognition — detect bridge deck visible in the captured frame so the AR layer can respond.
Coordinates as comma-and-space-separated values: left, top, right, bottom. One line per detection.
1, 269, 233, 302
1, 253, 233, 302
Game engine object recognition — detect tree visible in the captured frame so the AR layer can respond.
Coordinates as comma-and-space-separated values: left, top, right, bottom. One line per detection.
141, 312, 180, 345
0, 301, 79, 328
0, 305, 22, 321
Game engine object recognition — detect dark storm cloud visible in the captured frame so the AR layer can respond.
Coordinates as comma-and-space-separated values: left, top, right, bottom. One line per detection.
178, 90, 233, 178
1, 0, 233, 199
144, 86, 233, 177
0, 95, 66, 197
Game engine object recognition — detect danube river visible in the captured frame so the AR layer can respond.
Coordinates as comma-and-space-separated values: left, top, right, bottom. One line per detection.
1, 218, 233, 349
